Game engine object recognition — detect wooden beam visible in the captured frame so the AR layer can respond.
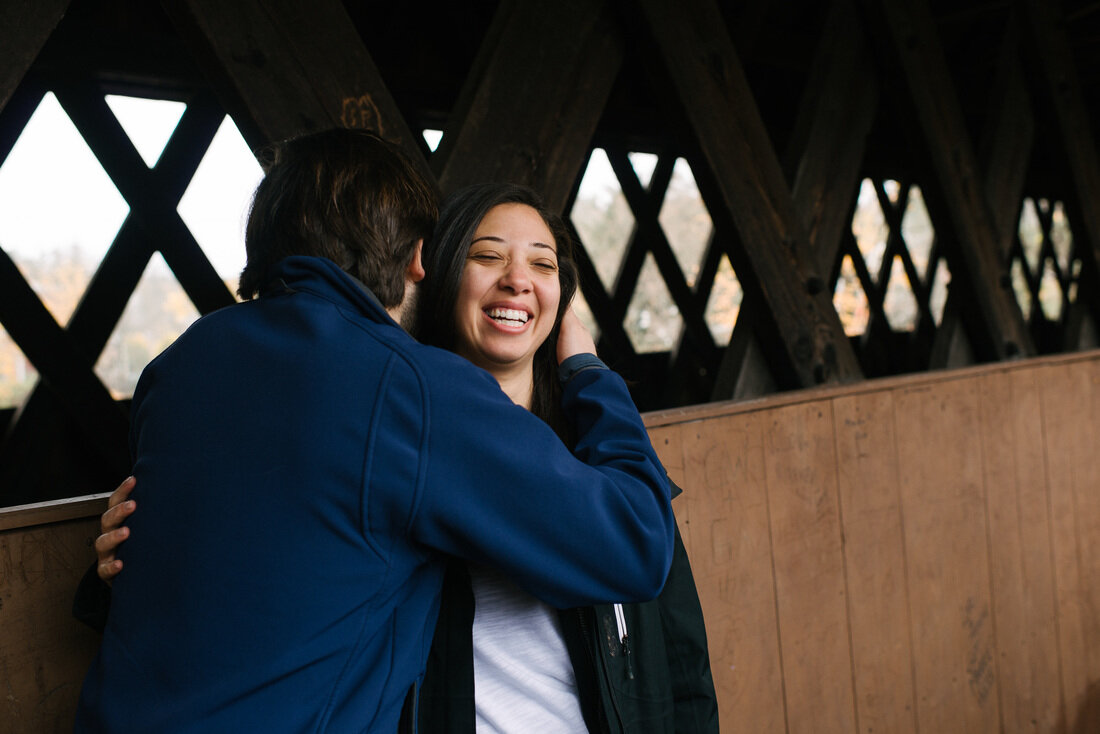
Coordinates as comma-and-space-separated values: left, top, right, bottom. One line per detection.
868, 0, 1033, 359
0, 0, 69, 114
434, 0, 623, 213
1020, 0, 1100, 288
0, 249, 130, 481
787, 0, 879, 276
931, 15, 1034, 366
159, 0, 431, 181
634, 0, 862, 388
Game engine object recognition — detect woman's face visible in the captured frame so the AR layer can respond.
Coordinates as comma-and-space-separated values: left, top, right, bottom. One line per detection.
453, 203, 562, 375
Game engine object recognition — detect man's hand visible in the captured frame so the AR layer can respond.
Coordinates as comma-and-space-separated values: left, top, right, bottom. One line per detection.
556, 306, 597, 363
96, 476, 136, 584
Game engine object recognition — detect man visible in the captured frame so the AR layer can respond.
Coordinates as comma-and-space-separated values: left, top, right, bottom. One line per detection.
75, 129, 674, 733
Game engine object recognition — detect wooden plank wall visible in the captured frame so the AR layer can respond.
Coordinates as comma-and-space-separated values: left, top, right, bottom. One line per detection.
2, 351, 1100, 732
645, 349, 1100, 734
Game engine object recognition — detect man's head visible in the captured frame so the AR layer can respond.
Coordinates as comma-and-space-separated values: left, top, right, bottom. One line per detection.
239, 128, 438, 310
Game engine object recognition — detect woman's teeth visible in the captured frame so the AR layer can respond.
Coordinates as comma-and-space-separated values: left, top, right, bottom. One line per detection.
487, 308, 529, 325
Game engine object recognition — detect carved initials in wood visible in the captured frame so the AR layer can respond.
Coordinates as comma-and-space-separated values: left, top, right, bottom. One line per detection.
340, 95, 384, 135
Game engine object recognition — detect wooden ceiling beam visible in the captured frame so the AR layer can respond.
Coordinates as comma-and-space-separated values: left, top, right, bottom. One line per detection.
867, 0, 1034, 359
787, 0, 879, 275
931, 15, 1035, 367
1020, 0, 1100, 285
634, 0, 862, 389
433, 0, 624, 213
0, 250, 130, 483
159, 0, 430, 182
0, 0, 69, 115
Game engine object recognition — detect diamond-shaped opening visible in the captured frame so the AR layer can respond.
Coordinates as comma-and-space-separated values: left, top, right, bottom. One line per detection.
1038, 259, 1063, 322
928, 258, 951, 326
851, 178, 888, 283
571, 288, 601, 344
659, 158, 712, 288
1010, 258, 1033, 319
94, 253, 200, 399
901, 184, 934, 279
1051, 201, 1073, 272
628, 152, 658, 189
883, 179, 902, 205
625, 253, 681, 353
0, 92, 129, 325
177, 116, 263, 297
105, 95, 186, 168
883, 255, 918, 332
1069, 259, 1082, 303
0, 326, 38, 410
704, 254, 742, 346
833, 254, 869, 336
570, 148, 635, 291
1018, 198, 1043, 272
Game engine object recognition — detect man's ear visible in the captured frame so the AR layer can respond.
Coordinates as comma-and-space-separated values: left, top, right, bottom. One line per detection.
407, 239, 426, 283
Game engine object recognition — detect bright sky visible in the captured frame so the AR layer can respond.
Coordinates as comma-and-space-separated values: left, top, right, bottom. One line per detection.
0, 93, 263, 279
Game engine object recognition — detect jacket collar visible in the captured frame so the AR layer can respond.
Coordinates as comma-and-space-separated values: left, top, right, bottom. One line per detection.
262, 256, 397, 326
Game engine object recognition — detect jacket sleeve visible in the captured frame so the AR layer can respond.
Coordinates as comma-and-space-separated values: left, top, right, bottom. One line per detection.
659, 512, 720, 733
405, 356, 674, 609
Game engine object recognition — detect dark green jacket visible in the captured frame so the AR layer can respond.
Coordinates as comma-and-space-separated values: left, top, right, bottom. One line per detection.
418, 518, 719, 733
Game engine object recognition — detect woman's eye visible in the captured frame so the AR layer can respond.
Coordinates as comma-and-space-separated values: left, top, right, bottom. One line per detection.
533, 260, 558, 272
470, 252, 502, 262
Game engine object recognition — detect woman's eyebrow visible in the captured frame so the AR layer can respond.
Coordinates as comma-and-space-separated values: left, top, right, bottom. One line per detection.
470, 235, 557, 254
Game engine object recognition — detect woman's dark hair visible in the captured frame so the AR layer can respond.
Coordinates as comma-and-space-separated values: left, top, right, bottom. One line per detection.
416, 183, 579, 441
240, 128, 438, 306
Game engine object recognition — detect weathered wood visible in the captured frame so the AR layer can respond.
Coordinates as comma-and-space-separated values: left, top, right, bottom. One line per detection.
894, 377, 999, 733
833, 390, 918, 734
0, 249, 131, 484
0, 0, 70, 114
870, 0, 1033, 359
932, 17, 1034, 367
763, 401, 856, 732
787, 0, 879, 276
977, 368, 1061, 733
159, 0, 430, 181
634, 0, 862, 388
680, 412, 786, 732
434, 0, 623, 213
1040, 357, 1100, 725
1021, 0, 1100, 291
0, 514, 103, 733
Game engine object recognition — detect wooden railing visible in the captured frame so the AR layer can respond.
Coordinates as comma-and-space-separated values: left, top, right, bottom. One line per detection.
645, 349, 1100, 734
3, 350, 1099, 732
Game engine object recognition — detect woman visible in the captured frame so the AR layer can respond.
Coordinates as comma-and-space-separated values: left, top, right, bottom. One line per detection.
88, 183, 718, 733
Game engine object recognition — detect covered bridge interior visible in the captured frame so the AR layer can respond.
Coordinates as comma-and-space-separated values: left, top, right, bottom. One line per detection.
2, 0, 1100, 731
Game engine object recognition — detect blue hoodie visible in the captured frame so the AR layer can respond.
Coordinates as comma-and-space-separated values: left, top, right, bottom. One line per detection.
75, 255, 673, 733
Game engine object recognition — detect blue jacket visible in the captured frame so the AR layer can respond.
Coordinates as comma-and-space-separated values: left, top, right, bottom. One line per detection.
75, 256, 673, 733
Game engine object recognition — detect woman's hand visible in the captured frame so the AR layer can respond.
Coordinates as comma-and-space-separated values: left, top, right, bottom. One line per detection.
556, 306, 597, 363
96, 476, 137, 584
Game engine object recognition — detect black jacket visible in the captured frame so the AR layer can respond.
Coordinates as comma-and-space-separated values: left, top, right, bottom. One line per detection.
417, 518, 719, 733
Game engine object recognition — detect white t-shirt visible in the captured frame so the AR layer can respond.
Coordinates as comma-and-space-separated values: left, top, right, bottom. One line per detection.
469, 564, 588, 733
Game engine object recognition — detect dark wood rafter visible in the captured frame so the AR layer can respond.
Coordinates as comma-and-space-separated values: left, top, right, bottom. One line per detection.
867, 0, 1034, 359
787, 0, 880, 276
0, 0, 70, 114
1019, 0, 1100, 325
632, 0, 863, 389
0, 249, 130, 479
54, 84, 235, 315
930, 11, 1035, 367
434, 0, 624, 213
0, 91, 227, 500
158, 0, 432, 183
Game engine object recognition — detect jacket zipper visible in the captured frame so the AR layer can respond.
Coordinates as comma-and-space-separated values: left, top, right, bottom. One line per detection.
577, 608, 615, 734
613, 604, 635, 680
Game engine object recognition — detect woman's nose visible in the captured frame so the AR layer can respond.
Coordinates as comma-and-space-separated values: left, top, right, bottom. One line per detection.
498, 261, 532, 292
